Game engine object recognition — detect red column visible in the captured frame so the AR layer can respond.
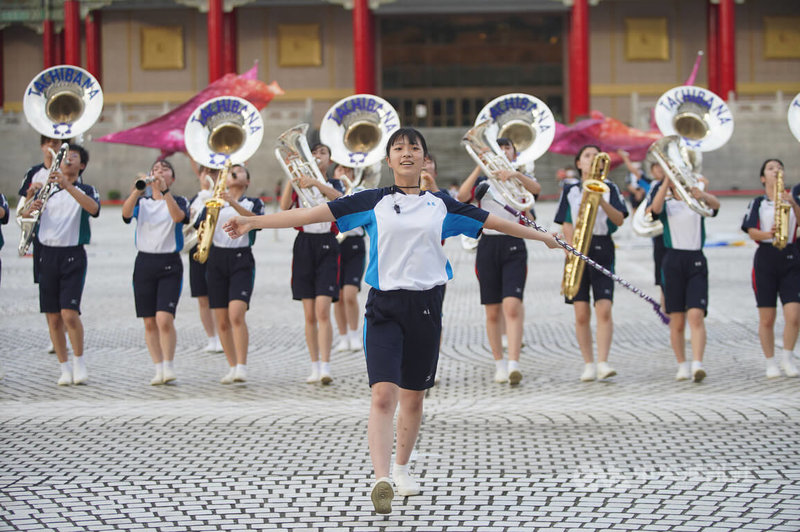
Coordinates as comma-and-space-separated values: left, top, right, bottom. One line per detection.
63, 0, 81, 66
86, 11, 102, 83
718, 0, 736, 99
223, 9, 237, 75
43, 19, 56, 68
208, 0, 223, 82
568, 0, 589, 123
353, 0, 376, 95
706, 1, 719, 94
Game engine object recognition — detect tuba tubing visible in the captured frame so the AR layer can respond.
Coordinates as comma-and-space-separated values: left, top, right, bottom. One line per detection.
275, 124, 331, 209
18, 143, 69, 256
650, 139, 714, 217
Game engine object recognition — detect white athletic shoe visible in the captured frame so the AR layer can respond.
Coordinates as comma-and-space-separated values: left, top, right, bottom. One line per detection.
333, 339, 350, 354
72, 359, 88, 385
392, 468, 421, 496
370, 477, 394, 514
692, 362, 706, 383
580, 363, 596, 382
306, 367, 320, 384
597, 362, 617, 380
349, 335, 363, 352
150, 370, 164, 386
233, 366, 247, 383
508, 368, 523, 385
494, 367, 509, 383
220, 367, 236, 384
203, 338, 218, 353
162, 366, 176, 384
675, 364, 691, 381
320, 369, 333, 385
780, 357, 799, 377
766, 359, 781, 379
57, 371, 73, 386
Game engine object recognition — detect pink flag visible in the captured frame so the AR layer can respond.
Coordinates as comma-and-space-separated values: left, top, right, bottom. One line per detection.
96, 64, 283, 157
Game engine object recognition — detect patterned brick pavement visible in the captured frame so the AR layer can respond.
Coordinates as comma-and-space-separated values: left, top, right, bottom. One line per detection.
1, 198, 798, 531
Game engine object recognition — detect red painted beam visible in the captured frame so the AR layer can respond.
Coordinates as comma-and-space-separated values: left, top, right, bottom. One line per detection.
353, 0, 375, 95
63, 0, 81, 66
208, 0, 223, 82
568, 0, 589, 123
86, 11, 102, 83
706, 1, 719, 95
223, 9, 237, 75
718, 0, 736, 100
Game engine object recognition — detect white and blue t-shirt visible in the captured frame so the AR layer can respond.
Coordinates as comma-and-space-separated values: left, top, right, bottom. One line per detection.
37, 183, 100, 247
554, 180, 628, 235
124, 195, 190, 253
196, 196, 266, 248
328, 187, 488, 291
648, 181, 717, 250
742, 194, 798, 246
292, 179, 345, 234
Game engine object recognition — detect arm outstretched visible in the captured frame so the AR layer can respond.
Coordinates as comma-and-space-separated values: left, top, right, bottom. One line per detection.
223, 202, 335, 238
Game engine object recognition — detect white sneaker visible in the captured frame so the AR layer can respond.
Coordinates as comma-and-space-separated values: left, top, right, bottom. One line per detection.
220, 367, 235, 384
214, 338, 224, 353
233, 366, 247, 382
766, 359, 781, 379
320, 369, 333, 385
392, 468, 421, 496
370, 477, 394, 514
494, 367, 508, 383
508, 368, 523, 385
333, 339, 350, 354
580, 363, 596, 382
349, 335, 363, 352
780, 357, 799, 377
162, 366, 176, 384
675, 364, 691, 381
57, 371, 72, 386
203, 338, 217, 352
501, 336, 509, 350
150, 370, 164, 386
47, 342, 56, 354
692, 363, 706, 383
72, 359, 88, 385
306, 367, 320, 383
597, 362, 616, 380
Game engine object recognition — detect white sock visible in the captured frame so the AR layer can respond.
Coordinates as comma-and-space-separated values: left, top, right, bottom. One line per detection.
236, 363, 246, 371
782, 349, 794, 361
766, 357, 779, 367
320, 362, 331, 374
164, 360, 174, 370
154, 362, 164, 372
495, 359, 507, 371
310, 361, 320, 373
60, 361, 72, 374
691, 360, 703, 371
393, 463, 409, 475
508, 360, 520, 372
73, 356, 85, 369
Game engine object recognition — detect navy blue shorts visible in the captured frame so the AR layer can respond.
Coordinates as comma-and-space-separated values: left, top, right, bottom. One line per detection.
364, 285, 444, 390
32, 238, 42, 284
752, 243, 800, 308
206, 246, 255, 309
38, 245, 87, 314
339, 235, 366, 289
475, 234, 527, 304
291, 232, 339, 301
662, 249, 708, 314
653, 235, 666, 287
133, 252, 183, 317
188, 246, 209, 298
566, 235, 615, 304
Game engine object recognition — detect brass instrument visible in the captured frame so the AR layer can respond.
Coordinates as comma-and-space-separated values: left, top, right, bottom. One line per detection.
18, 143, 69, 256
462, 93, 555, 213
193, 161, 231, 263
561, 153, 611, 300
654, 85, 733, 152
773, 169, 790, 250
185, 96, 264, 262
789, 93, 800, 142
275, 124, 331, 209
649, 135, 714, 217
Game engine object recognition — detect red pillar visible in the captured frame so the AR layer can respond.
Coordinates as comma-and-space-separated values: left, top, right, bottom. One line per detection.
63, 0, 81, 66
706, 1, 719, 94
353, 0, 376, 95
43, 19, 56, 68
568, 0, 589, 123
86, 11, 102, 83
208, 0, 223, 82
718, 0, 736, 100
223, 9, 237, 74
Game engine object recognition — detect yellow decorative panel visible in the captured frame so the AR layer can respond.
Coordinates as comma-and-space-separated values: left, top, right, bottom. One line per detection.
141, 26, 184, 70
278, 24, 322, 67
764, 17, 800, 59
624, 18, 669, 61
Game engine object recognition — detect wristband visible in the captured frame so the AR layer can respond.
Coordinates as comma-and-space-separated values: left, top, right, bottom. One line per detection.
161, 188, 170, 194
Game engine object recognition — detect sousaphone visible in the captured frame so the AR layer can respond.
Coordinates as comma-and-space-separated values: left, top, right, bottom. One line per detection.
789, 92, 800, 142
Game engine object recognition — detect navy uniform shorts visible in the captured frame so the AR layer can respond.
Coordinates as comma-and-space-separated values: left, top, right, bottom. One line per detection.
653, 234, 666, 287
188, 245, 209, 298
291, 232, 340, 302
566, 235, 615, 304
133, 252, 183, 317
475, 234, 527, 305
662, 249, 708, 314
339, 234, 366, 289
752, 243, 800, 308
364, 285, 444, 391
206, 246, 255, 309
38, 244, 87, 314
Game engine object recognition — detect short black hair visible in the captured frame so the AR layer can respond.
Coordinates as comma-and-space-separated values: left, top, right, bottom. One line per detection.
497, 137, 516, 154
385, 127, 428, 158
574, 144, 601, 177
759, 158, 783, 178
152, 158, 175, 180
40, 135, 62, 145
309, 143, 331, 155
68, 143, 89, 166
232, 163, 251, 181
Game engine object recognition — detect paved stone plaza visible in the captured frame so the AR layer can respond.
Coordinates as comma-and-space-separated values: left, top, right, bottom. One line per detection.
1, 198, 799, 531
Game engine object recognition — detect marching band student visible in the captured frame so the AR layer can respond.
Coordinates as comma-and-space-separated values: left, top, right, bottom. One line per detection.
196, 164, 264, 384
645, 160, 667, 310
20, 144, 99, 385
279, 142, 344, 384
122, 159, 190, 385
0, 193, 8, 287
618, 148, 651, 210
332, 163, 366, 354
188, 165, 223, 353
223, 127, 559, 515
649, 160, 720, 382
744, 159, 800, 378
457, 138, 540, 385
554, 145, 628, 382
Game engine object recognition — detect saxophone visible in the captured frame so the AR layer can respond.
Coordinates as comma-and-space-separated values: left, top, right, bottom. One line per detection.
773, 168, 790, 250
561, 152, 611, 300
193, 160, 231, 264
